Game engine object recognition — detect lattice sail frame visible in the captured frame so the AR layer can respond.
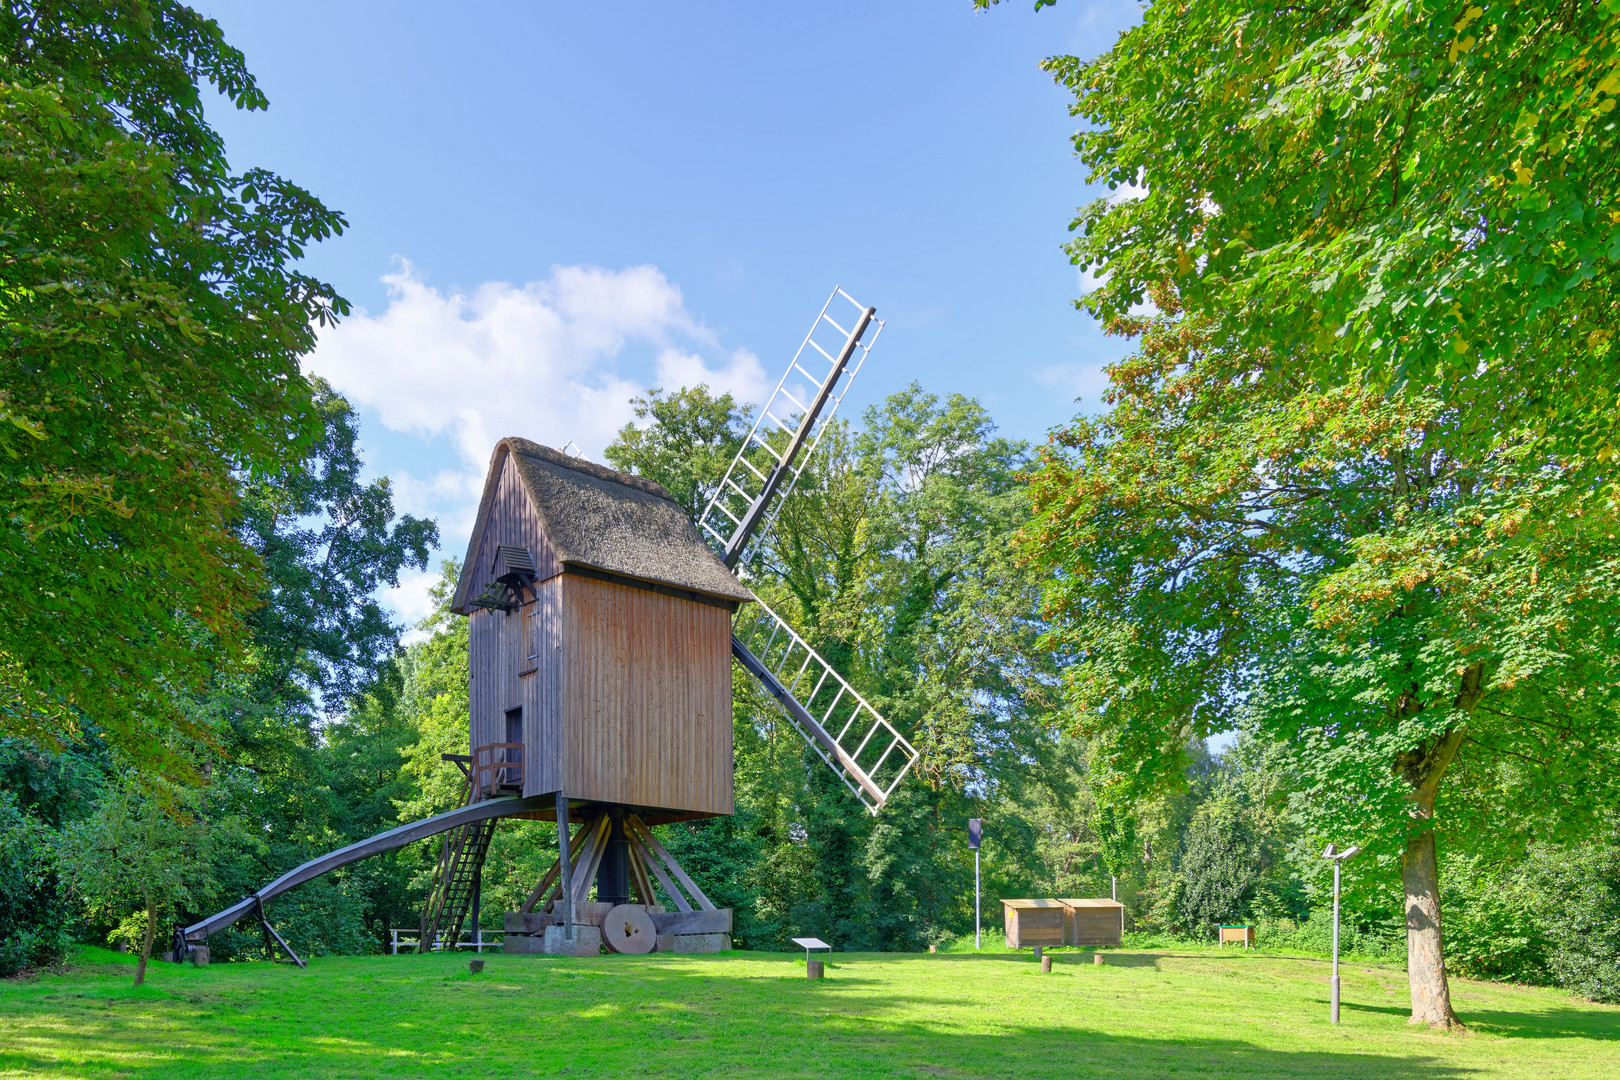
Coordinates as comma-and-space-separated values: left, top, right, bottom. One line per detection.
734, 597, 919, 814
698, 287, 881, 570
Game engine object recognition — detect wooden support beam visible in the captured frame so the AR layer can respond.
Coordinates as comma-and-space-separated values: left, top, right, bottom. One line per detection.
554, 793, 573, 934
627, 837, 656, 905
627, 829, 691, 913
546, 813, 607, 913
522, 818, 584, 915
628, 816, 716, 911
544, 813, 602, 912
254, 897, 306, 969
571, 816, 611, 906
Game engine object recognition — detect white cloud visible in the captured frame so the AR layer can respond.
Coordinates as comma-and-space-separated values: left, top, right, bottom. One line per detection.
310, 260, 768, 629
310, 260, 720, 470
653, 346, 770, 407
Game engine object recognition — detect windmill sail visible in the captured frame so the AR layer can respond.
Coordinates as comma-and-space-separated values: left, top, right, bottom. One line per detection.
733, 598, 917, 814
699, 287, 881, 571
703, 287, 920, 814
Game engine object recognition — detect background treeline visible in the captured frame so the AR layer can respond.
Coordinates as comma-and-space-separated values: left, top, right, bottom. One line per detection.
4, 380, 1616, 1006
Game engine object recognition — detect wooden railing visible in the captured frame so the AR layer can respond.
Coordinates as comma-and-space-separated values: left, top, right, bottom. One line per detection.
469, 742, 523, 802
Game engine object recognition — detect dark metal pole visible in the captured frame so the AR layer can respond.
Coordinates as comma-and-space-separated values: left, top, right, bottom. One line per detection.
556, 791, 574, 941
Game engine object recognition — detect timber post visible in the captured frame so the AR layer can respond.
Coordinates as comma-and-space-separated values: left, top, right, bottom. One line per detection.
556, 791, 574, 941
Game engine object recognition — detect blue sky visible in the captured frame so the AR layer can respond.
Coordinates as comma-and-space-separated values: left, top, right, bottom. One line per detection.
198, 0, 1143, 622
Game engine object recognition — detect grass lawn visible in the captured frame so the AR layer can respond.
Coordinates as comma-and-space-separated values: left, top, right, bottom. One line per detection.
1, 945, 1615, 1079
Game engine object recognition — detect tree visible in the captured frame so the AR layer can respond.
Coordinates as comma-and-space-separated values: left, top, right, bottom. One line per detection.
58, 779, 244, 986
233, 379, 438, 721
0, 1, 347, 780
604, 386, 753, 521
1026, 0, 1620, 456
1177, 799, 1260, 936
197, 385, 435, 957
1022, 294, 1620, 1027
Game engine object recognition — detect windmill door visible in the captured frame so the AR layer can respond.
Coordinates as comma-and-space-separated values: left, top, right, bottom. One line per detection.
504, 707, 523, 789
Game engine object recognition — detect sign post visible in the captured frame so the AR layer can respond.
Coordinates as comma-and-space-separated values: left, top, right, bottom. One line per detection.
968, 818, 982, 950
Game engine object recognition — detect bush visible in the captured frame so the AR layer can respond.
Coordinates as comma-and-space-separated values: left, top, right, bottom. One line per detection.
1254, 913, 1401, 961
1441, 854, 1551, 986
1531, 840, 1620, 1004
1176, 800, 1260, 934
0, 794, 72, 975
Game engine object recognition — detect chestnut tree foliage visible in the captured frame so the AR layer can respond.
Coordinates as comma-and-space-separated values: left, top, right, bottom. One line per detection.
992, 0, 1620, 1027
1040, 0, 1620, 455
1022, 295, 1620, 1026
0, 1, 347, 779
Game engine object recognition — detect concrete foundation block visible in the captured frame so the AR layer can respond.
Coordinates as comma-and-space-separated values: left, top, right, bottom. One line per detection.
502, 934, 548, 955
655, 934, 676, 953
543, 924, 603, 957
672, 933, 731, 954
189, 945, 210, 967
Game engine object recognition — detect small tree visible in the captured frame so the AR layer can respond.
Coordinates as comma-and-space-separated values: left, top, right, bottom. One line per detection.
59, 782, 231, 987
1177, 800, 1259, 936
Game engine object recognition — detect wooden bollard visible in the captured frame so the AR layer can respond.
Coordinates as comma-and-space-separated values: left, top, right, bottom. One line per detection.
807, 960, 825, 980
929, 943, 938, 953
469, 959, 485, 974
1041, 955, 1053, 973
1032, 946, 1043, 962
1093, 953, 1105, 966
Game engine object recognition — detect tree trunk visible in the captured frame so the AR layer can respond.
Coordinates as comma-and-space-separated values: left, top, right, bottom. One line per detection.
1391, 661, 1483, 1031
133, 902, 157, 988
1402, 827, 1461, 1029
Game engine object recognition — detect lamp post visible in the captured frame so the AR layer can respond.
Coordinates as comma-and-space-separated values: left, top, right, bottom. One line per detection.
968, 818, 982, 950
1321, 843, 1362, 1024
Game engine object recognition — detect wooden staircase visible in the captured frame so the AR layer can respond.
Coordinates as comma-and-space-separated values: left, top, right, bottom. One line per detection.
417, 814, 495, 952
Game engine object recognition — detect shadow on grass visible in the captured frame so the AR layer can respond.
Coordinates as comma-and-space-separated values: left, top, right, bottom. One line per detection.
0, 956, 1515, 1080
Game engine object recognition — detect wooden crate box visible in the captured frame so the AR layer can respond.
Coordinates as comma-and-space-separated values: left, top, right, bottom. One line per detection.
1058, 898, 1125, 947
1002, 899, 1066, 949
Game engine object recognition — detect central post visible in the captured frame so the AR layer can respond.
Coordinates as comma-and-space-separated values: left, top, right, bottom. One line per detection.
597, 810, 631, 908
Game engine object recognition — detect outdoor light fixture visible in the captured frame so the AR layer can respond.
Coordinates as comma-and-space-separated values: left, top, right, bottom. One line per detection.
1321, 843, 1363, 1025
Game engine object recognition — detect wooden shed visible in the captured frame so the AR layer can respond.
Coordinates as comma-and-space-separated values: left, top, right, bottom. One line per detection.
1058, 898, 1125, 947
451, 438, 753, 823
1001, 899, 1066, 949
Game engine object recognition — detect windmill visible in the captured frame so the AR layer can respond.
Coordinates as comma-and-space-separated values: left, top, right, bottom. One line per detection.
182, 288, 916, 961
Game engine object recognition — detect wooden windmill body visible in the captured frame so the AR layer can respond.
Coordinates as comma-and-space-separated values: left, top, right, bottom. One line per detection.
182, 289, 919, 962
452, 438, 750, 822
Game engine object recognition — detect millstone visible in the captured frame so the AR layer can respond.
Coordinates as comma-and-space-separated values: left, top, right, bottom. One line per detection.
601, 904, 656, 955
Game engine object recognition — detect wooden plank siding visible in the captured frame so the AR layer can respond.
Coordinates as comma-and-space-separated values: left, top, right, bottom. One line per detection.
465, 451, 562, 603
523, 575, 565, 796
547, 573, 733, 816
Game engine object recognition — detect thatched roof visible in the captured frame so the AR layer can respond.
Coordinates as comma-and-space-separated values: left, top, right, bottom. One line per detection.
452, 437, 752, 613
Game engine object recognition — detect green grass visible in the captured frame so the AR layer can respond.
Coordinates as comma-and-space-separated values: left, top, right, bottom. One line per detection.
2, 944, 1615, 1078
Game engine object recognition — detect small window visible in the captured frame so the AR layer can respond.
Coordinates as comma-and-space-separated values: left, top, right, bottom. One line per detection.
525, 608, 539, 662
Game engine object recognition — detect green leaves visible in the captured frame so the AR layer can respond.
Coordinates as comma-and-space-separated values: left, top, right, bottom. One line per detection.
1045, 0, 1620, 455
0, 4, 349, 784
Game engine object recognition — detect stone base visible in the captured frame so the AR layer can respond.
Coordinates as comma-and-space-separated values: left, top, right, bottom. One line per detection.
502, 934, 549, 955
188, 945, 210, 967
672, 933, 730, 954
501, 924, 603, 957
544, 924, 603, 957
